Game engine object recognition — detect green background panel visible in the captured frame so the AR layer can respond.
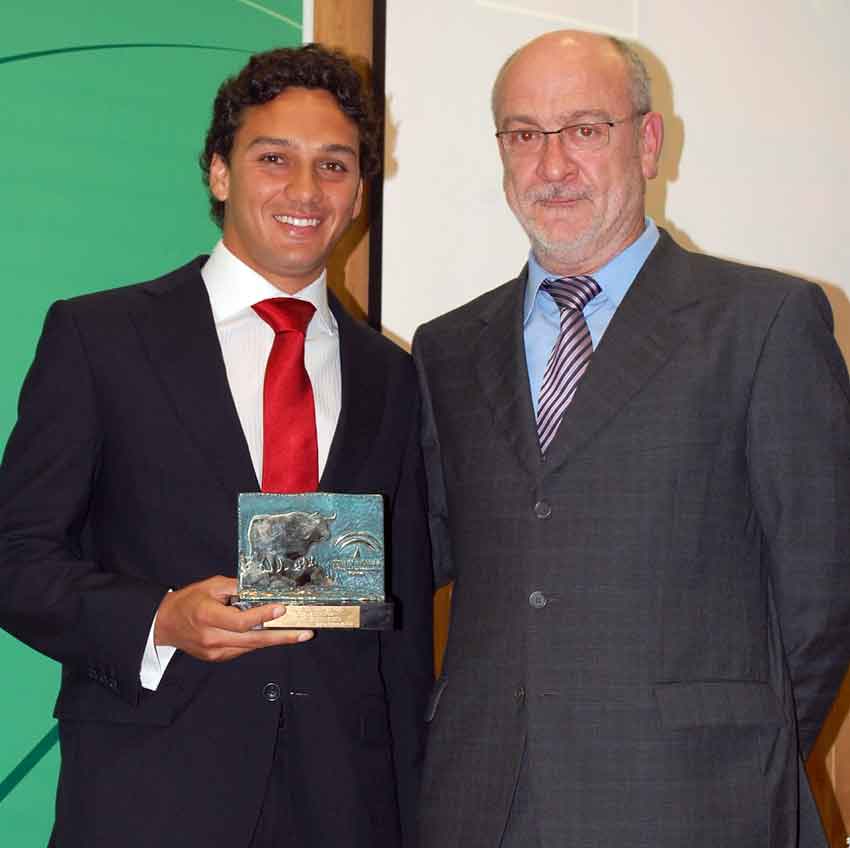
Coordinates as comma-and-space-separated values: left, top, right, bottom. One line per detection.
1, 2, 303, 842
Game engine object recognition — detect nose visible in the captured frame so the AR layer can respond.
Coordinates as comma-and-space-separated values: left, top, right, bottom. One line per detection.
537, 132, 579, 183
286, 162, 322, 204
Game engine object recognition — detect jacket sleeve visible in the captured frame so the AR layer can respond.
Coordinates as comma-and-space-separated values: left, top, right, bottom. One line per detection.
412, 331, 456, 588
0, 300, 168, 705
376, 357, 434, 846
747, 282, 850, 757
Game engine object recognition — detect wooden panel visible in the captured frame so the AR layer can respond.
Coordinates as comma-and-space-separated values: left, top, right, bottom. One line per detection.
434, 583, 453, 677
314, 0, 374, 320
809, 668, 850, 845
314, 0, 374, 55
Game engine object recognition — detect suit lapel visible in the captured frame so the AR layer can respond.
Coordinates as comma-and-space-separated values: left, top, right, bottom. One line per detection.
543, 232, 700, 472
474, 272, 542, 482
130, 259, 259, 496
320, 294, 385, 490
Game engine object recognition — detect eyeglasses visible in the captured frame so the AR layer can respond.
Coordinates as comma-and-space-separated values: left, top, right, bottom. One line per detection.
495, 113, 647, 156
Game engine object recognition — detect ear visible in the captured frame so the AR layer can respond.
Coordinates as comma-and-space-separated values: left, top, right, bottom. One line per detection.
639, 112, 664, 180
209, 153, 231, 202
352, 178, 364, 219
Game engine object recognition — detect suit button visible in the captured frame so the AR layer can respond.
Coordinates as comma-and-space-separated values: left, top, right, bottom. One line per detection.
263, 682, 281, 702
533, 500, 552, 519
529, 591, 547, 609
515, 686, 526, 703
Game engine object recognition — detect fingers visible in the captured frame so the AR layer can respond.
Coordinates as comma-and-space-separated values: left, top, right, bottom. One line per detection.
216, 600, 286, 632
196, 616, 315, 661
200, 621, 314, 662
200, 596, 276, 633
154, 575, 314, 661
207, 575, 239, 601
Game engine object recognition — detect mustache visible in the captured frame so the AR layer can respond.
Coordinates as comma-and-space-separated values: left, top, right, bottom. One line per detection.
523, 186, 590, 203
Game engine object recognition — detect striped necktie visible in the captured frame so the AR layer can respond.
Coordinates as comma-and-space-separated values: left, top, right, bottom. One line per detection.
536, 275, 601, 452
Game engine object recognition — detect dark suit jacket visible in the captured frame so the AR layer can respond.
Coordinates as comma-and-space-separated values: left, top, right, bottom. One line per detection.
0, 258, 432, 848
413, 231, 850, 847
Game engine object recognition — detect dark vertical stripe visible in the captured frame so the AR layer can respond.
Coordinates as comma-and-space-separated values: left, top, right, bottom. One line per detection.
367, 0, 387, 331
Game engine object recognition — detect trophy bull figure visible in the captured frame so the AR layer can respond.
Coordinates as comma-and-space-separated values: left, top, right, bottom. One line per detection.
247, 510, 336, 585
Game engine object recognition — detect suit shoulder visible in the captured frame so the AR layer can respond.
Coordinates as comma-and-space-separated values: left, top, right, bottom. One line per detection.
416, 277, 520, 342
59, 257, 206, 315
334, 305, 416, 393
690, 251, 813, 295
364, 325, 417, 385
359, 321, 413, 365
658, 236, 816, 304
645, 235, 827, 328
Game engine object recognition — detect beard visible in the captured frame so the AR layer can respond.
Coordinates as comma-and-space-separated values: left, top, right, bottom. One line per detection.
517, 186, 602, 268
513, 180, 643, 272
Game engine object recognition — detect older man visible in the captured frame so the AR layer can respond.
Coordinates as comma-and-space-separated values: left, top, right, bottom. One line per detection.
413, 30, 850, 847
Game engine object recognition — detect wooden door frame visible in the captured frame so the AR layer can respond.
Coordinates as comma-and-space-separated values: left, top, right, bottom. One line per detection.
313, 0, 383, 330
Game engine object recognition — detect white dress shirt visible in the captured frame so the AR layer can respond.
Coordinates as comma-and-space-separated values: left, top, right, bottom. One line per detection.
140, 241, 342, 689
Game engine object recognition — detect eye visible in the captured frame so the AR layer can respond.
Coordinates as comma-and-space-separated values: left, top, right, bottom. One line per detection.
515, 130, 541, 145
570, 124, 604, 144
320, 160, 349, 173
260, 152, 287, 165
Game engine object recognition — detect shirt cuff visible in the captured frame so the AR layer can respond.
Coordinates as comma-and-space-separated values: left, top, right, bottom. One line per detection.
139, 596, 177, 691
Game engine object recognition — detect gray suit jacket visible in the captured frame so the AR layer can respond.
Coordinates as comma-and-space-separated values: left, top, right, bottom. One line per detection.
412, 231, 850, 847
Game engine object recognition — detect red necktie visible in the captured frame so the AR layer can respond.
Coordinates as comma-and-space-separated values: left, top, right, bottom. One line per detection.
252, 298, 319, 493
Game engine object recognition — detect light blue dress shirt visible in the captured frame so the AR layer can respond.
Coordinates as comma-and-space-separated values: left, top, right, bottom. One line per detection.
524, 219, 660, 415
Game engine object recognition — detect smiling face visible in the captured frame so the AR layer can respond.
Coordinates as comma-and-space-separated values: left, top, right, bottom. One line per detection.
494, 32, 663, 276
209, 86, 363, 293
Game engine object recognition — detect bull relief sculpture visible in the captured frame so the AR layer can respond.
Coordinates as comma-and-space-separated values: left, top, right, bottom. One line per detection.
242, 510, 336, 591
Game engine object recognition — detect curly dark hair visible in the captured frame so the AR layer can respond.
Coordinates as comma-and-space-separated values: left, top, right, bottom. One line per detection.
200, 43, 380, 227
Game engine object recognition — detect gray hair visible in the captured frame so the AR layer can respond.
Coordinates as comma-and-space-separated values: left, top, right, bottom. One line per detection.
491, 34, 652, 124
608, 36, 652, 115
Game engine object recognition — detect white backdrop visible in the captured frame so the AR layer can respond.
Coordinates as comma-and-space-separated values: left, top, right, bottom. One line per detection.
381, 0, 850, 358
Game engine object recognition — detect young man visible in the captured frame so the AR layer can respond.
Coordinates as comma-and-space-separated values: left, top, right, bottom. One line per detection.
0, 45, 431, 848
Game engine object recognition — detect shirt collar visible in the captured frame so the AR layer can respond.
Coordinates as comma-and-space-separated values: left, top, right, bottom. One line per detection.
523, 218, 660, 324
201, 240, 337, 335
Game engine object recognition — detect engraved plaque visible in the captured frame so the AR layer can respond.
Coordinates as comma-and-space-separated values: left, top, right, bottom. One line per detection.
232, 492, 393, 630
